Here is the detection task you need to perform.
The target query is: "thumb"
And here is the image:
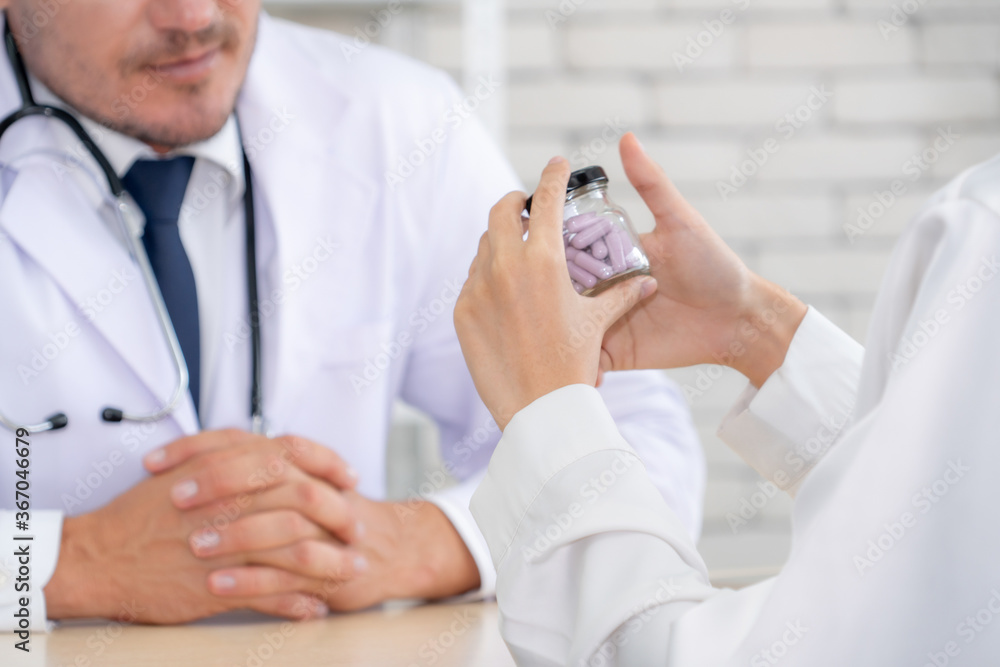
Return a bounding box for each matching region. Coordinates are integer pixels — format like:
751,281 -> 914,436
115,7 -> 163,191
589,275 -> 657,332
620,133 -> 695,229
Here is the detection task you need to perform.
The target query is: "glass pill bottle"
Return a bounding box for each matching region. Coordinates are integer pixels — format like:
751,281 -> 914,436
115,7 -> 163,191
528,166 -> 651,296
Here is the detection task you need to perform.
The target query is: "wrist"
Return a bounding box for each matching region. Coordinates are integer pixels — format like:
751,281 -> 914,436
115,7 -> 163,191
728,277 -> 807,388
389,500 -> 480,600
44,513 -> 115,619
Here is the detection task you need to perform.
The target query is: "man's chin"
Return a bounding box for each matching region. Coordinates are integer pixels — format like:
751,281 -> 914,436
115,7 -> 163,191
111,111 -> 234,150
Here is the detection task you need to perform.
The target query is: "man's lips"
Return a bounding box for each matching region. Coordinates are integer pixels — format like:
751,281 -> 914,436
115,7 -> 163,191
149,47 -> 221,82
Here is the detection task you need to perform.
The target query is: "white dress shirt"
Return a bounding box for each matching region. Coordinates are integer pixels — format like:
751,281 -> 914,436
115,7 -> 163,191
472,154 -> 1000,665
0,14 -> 705,632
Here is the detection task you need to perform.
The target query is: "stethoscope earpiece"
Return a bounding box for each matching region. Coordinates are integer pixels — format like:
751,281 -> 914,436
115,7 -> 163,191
47,413 -> 69,431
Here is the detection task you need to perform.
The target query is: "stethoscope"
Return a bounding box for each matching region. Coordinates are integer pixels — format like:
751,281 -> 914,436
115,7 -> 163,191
0,19 -> 266,436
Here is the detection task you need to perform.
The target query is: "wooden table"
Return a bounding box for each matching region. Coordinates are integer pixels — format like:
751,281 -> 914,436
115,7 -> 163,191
2,602 -> 516,667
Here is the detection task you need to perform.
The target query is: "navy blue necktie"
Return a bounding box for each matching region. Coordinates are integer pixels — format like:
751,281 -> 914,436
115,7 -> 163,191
122,156 -> 201,416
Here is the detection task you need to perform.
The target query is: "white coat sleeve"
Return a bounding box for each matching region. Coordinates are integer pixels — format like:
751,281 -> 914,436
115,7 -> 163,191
0,510 -> 61,632
396,75 -> 704,597
473,194 -> 1000,666
470,309 -> 864,666
717,307 -> 864,494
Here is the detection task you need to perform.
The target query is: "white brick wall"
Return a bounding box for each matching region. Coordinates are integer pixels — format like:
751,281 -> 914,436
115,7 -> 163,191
266,0 -> 1000,582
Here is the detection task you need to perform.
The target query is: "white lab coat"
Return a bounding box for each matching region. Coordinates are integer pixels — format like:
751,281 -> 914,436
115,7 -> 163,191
0,15 -> 704,631
471,155 -> 1000,665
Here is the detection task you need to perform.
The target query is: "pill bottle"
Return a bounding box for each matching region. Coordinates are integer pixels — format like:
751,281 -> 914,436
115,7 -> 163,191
527,166 -> 651,296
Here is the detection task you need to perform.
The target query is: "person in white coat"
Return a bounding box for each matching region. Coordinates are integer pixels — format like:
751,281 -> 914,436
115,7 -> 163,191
0,3 -> 704,633
456,136 -> 1000,666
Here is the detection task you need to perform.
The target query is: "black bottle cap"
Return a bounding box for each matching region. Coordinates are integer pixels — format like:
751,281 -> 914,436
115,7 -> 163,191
524,166 -> 609,214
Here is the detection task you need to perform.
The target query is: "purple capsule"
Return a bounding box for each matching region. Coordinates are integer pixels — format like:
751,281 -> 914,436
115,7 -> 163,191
570,217 -> 613,249
565,212 -> 603,234
590,239 -> 609,259
606,229 -> 628,273
567,261 -> 598,288
571,280 -> 586,294
565,246 -> 581,261
573,251 -> 614,280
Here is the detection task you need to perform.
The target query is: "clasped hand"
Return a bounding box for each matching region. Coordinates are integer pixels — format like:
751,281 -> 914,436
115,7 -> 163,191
46,430 -> 399,622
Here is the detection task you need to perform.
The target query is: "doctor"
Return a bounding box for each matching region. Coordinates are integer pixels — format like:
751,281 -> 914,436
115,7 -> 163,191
0,2 -> 705,630
457,138 -> 1000,665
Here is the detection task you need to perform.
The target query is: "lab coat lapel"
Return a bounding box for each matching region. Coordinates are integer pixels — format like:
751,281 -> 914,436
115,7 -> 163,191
0,27 -> 198,434
237,14 -> 378,429
0,164 -> 199,434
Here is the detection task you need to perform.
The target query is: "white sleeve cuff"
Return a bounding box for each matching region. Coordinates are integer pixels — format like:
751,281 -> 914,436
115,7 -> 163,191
471,385 -> 637,568
425,472 -> 497,600
1,510 -> 63,633
717,307 -> 863,492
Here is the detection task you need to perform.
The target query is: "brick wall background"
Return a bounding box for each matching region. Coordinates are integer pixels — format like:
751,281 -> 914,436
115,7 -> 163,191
265,0 -> 1000,584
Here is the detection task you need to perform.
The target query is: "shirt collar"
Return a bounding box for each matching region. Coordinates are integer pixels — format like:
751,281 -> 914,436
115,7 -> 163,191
30,75 -> 245,205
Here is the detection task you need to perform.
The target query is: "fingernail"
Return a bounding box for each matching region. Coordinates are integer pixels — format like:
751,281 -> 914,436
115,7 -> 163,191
354,555 -> 369,574
548,156 -> 566,165
639,277 -> 657,299
144,448 -> 166,468
191,529 -> 220,554
171,479 -> 198,504
355,520 -> 366,539
346,466 -> 359,481
212,573 -> 236,591
313,601 -> 330,617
